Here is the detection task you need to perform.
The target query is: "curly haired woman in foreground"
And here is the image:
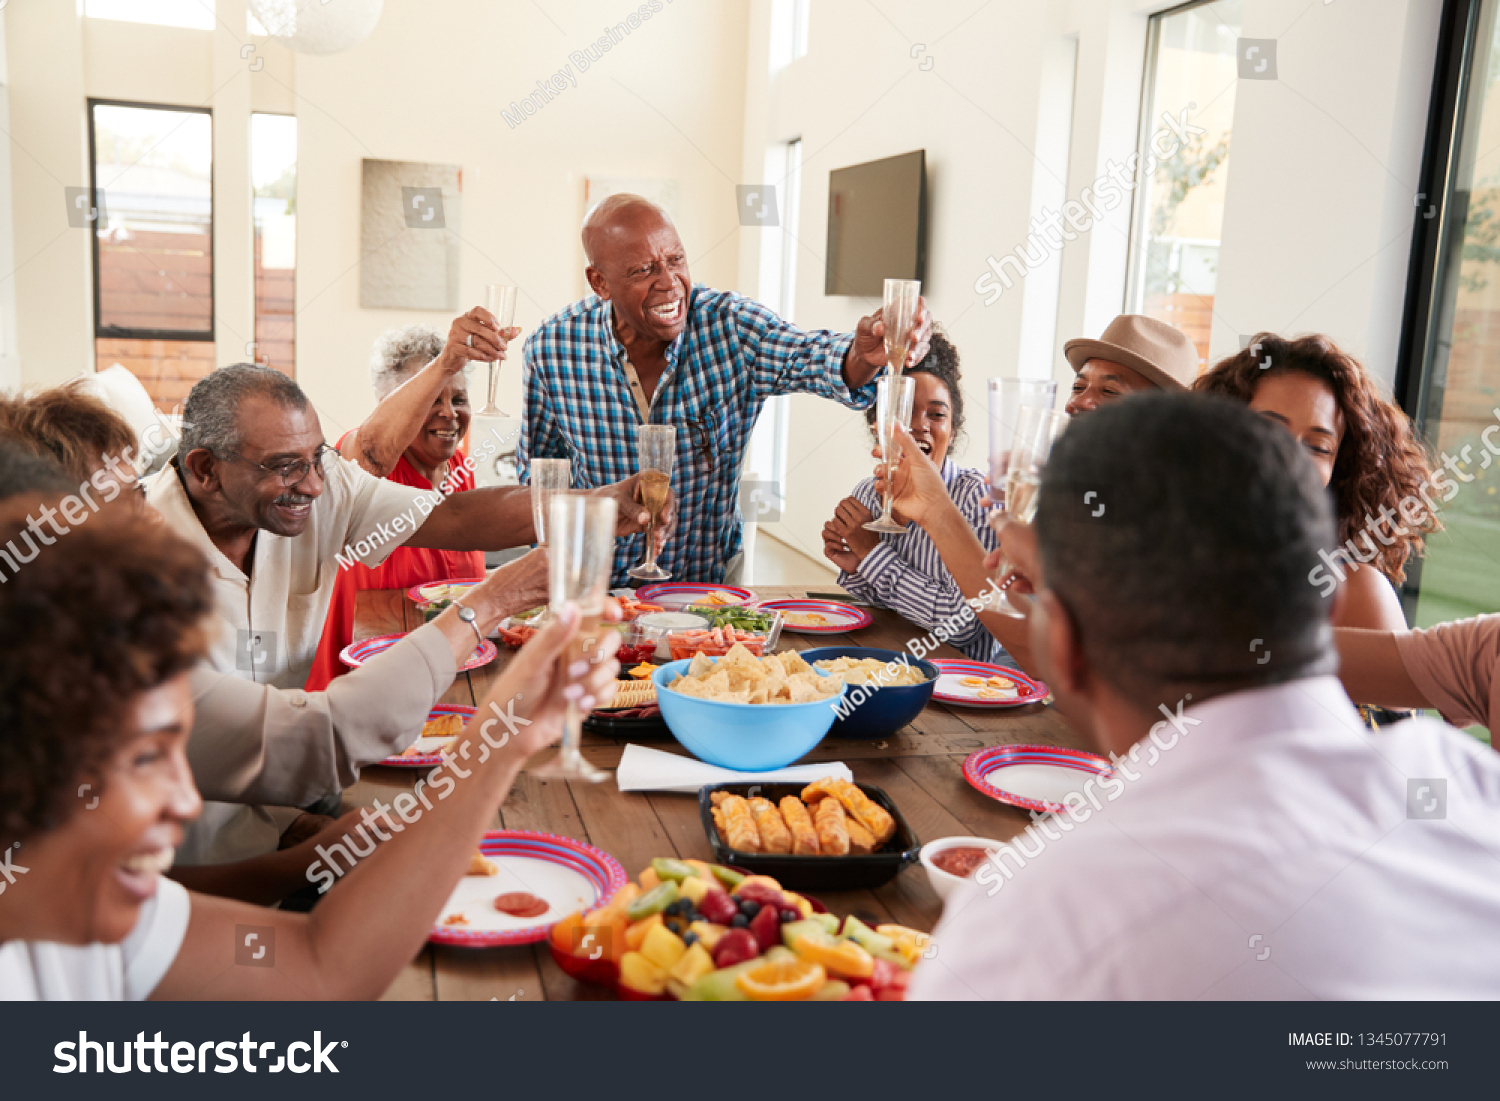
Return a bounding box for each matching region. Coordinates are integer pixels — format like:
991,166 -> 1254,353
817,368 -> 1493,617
0,503 -> 618,999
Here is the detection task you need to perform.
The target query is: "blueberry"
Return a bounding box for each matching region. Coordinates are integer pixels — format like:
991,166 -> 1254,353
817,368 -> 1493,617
739,899 -> 761,917
730,913 -> 750,928
683,932 -> 699,947
779,909 -> 799,923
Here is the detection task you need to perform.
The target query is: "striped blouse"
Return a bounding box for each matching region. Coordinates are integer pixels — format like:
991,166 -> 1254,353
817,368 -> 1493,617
836,458 -> 1015,666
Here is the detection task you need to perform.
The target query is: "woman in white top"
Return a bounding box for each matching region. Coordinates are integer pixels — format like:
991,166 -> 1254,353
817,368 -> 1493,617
0,502 -> 618,1000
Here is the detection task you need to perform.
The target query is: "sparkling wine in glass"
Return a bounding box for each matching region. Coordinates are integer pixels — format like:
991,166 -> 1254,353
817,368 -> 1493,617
479,284 -> 518,418
992,406 -> 1069,615
530,494 -> 616,784
627,424 -> 677,581
882,278 -> 921,378
864,375 -> 916,534
530,459 -> 570,546
987,378 -> 1058,512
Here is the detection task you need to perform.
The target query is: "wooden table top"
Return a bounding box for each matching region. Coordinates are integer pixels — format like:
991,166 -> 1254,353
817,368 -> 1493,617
345,584 -> 1085,1001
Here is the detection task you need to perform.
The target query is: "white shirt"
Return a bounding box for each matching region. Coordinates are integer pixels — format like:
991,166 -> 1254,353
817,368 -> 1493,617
911,677 -> 1500,1000
0,879 -> 190,1000
147,457 -> 435,864
147,458 -> 435,689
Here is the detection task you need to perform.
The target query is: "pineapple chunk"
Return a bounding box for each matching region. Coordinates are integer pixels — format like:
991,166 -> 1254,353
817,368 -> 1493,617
678,876 -> 713,907
640,923 -> 688,971
687,921 -> 728,951
619,951 -> 668,996
623,912 -> 664,951
877,924 -> 931,965
668,942 -> 716,986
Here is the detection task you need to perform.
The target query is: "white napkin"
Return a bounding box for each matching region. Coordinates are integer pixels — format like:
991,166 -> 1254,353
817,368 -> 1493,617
615,743 -> 853,794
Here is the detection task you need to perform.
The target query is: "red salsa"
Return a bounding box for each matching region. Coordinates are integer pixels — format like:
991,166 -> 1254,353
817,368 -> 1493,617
931,846 -> 993,879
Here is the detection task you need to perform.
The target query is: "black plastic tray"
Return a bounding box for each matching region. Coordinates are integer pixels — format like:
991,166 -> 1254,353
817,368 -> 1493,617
697,781 -> 921,890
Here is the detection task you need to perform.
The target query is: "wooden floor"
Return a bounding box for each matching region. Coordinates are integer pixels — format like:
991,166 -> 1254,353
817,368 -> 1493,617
346,584 -> 1084,1001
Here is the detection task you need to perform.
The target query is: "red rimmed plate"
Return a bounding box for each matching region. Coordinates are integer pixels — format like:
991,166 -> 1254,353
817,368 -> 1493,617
634,582 -> 757,608
963,744 -> 1113,814
755,598 -> 872,634
429,831 -> 628,948
340,631 -> 496,671
407,576 -> 485,605
378,703 -> 476,768
930,658 -> 1048,708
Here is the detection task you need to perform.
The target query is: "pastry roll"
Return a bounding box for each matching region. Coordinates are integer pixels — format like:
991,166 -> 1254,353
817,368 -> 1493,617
713,793 -> 761,852
812,797 -> 850,856
779,796 -> 821,855
748,797 -> 793,854
801,779 -> 896,845
845,817 -> 876,855
468,850 -> 499,876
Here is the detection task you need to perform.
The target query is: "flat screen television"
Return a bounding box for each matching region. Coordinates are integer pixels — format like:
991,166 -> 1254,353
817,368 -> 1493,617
824,150 -> 927,297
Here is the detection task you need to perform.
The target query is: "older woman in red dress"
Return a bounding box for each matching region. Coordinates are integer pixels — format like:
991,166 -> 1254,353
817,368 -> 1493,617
306,309 -> 523,690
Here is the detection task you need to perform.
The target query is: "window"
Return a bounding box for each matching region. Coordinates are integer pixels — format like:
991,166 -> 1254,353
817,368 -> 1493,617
769,0 -> 810,73
89,101 -> 214,408
1124,0 -> 1241,373
84,0 -> 216,31
1397,0 -> 1500,648
252,113 -> 297,374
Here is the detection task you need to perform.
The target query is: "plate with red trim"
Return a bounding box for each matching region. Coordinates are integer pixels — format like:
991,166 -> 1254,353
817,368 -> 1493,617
634,582 -> 757,608
755,598 -> 873,634
407,576 -> 486,605
340,631 -> 496,671
963,744 -> 1114,814
378,703 -> 475,768
930,659 -> 1048,708
429,831 -> 628,948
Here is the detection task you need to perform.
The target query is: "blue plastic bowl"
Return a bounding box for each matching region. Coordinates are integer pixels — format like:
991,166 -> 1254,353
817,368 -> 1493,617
651,657 -> 847,771
798,647 -> 939,740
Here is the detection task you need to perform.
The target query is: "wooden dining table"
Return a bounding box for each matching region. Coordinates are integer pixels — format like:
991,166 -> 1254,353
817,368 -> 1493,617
344,584 -> 1086,1000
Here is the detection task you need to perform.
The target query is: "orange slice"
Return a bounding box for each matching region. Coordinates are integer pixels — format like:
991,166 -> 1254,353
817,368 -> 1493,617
791,934 -> 874,979
735,958 -> 827,1001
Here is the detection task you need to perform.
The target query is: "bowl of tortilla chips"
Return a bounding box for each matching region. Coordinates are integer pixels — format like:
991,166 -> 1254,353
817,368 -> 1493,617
651,644 -> 848,771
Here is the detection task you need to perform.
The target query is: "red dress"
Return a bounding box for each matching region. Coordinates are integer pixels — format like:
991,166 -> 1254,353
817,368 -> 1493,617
304,443 -> 485,691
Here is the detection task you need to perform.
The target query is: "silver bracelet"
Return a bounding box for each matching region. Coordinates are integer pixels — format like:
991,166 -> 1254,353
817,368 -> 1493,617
455,604 -> 485,648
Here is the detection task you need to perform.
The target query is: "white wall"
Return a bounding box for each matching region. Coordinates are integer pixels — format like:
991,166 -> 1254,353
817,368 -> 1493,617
1212,0 -> 1443,388
739,0 -> 1445,562
291,0 -> 750,441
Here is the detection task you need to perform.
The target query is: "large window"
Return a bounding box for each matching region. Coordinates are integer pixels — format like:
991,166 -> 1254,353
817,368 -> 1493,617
90,100 -> 214,407
252,113 -> 297,374
1124,0 -> 1241,373
1399,0 -> 1500,643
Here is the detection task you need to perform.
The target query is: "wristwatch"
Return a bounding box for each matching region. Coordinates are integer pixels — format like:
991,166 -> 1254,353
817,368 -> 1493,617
456,604 -> 485,648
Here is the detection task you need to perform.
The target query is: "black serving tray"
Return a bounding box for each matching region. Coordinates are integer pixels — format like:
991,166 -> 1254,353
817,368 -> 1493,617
697,781 -> 921,890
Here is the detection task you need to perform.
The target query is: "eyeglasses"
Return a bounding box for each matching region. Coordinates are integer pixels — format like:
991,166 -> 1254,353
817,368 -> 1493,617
222,443 -> 336,488
684,417 -> 717,474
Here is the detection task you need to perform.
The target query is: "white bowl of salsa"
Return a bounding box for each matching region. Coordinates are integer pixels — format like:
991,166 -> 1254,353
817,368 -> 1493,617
919,836 -> 1004,902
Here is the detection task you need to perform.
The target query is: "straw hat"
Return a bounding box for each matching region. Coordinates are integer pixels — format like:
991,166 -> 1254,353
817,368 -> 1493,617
1062,314 -> 1199,391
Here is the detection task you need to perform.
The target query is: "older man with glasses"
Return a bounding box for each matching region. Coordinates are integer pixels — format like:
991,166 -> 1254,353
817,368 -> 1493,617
520,193 -> 932,585
149,363 -> 647,867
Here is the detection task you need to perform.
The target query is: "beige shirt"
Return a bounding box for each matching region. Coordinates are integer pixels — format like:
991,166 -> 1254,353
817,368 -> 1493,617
147,456 -> 437,688
1396,614 -> 1499,734
147,458 -> 441,865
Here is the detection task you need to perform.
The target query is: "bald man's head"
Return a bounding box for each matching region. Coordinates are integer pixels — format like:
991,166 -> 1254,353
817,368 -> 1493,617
582,194 -> 691,345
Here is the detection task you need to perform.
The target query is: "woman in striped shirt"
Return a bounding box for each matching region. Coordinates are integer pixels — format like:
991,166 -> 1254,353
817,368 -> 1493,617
821,333 -> 1015,666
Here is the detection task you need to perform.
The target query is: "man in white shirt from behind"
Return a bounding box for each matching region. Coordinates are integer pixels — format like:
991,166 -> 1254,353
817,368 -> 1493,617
913,394 -> 1500,1000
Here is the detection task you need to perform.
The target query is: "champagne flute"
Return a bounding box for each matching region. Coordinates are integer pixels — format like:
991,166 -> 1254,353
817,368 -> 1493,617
479,283 -> 518,418
527,458 -> 570,627
863,375 -> 916,534
530,494 -> 616,784
882,278 -> 921,377
992,406 -> 1069,614
987,379 -> 1058,512
626,424 -> 677,581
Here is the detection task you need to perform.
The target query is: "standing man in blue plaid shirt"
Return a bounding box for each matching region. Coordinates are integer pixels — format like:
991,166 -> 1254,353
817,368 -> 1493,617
520,194 -> 932,586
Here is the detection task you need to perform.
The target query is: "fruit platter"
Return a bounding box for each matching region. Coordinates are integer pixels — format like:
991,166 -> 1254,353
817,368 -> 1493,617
548,856 -> 928,1001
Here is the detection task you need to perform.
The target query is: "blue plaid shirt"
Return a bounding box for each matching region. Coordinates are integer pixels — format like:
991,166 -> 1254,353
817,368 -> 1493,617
519,285 -> 874,585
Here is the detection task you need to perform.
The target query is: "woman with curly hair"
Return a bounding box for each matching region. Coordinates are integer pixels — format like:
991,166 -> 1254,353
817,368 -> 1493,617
821,330 -> 1013,664
1194,333 -> 1442,633
0,502 -> 617,999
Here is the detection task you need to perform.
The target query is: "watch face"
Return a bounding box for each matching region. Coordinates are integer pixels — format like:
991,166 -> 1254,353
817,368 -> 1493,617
458,606 -> 475,622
